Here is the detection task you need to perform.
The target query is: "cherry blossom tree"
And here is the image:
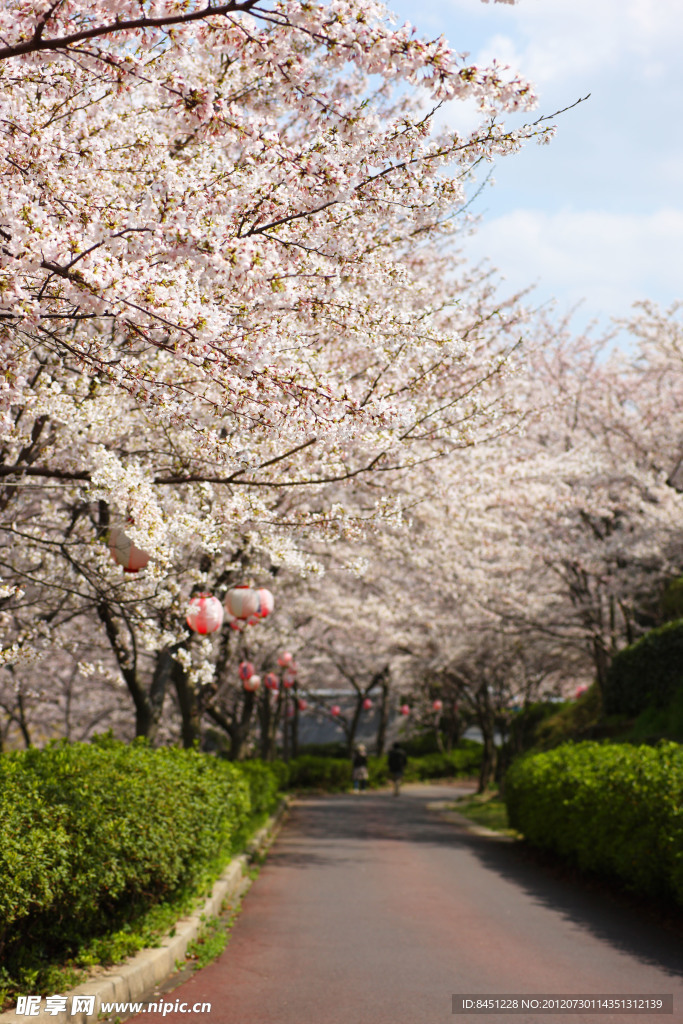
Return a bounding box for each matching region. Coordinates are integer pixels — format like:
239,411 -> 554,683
2,0 -> 587,749
424,315 -> 683,715
2,0 -> 548,464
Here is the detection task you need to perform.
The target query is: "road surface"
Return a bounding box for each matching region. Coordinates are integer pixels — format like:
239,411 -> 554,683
134,784 -> 683,1024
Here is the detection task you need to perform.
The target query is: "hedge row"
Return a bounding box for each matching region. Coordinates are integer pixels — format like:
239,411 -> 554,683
0,738 -> 283,982
0,735 -> 482,999
604,619 -> 683,715
283,742 -> 483,791
505,741 -> 683,904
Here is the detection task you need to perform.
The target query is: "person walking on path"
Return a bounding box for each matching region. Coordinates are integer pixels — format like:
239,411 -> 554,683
352,743 -> 369,792
387,740 -> 407,795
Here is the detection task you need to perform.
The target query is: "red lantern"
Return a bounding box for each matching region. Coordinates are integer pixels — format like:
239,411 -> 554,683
432,699 -> 443,713
298,699 -> 307,712
225,586 -> 259,620
238,661 -> 255,682
186,594 -> 224,634
282,670 -> 296,689
108,526 -> 150,573
362,698 -> 373,711
575,684 -> 589,699
277,651 -> 293,668
330,705 -> 341,717
255,588 -> 275,619
243,674 -> 261,693
400,704 -> 410,716
264,672 -> 279,690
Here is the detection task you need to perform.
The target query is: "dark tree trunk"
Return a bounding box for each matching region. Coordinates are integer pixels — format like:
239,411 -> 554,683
291,684 -> 300,759
478,731 -> 497,793
444,702 -> 464,752
268,688 -> 283,760
259,688 -> 281,761
434,713 -> 445,754
476,685 -> 497,793
232,689 -> 256,760
346,693 -> 364,756
375,677 -> 390,756
173,659 -> 201,749
16,690 -> 32,748
258,689 -> 271,760
205,689 -> 256,760
146,646 -> 174,743
282,689 -> 290,761
592,633 -> 609,700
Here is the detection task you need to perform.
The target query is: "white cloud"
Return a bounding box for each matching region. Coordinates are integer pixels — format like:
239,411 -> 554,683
385,0 -> 683,326
462,207 -> 683,324
470,0 -> 683,88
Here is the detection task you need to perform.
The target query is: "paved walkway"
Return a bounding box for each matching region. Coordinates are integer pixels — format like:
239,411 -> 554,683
133,784 -> 683,1024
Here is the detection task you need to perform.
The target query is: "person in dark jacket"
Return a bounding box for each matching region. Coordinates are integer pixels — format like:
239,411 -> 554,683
352,743 -> 369,792
387,741 -> 407,796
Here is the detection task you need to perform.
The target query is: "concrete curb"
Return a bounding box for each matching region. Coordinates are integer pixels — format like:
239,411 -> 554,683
1,799 -> 289,1024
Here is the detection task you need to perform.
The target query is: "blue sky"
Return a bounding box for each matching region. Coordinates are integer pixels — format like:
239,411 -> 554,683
384,0 -> 683,336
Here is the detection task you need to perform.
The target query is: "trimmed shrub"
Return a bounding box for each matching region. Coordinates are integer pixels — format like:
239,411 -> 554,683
662,577 -> 683,622
508,700 -> 571,752
285,755 -> 352,790
505,741 -> 683,904
533,686 -> 605,749
283,742 -> 482,791
0,738 -> 282,991
402,733 -> 441,756
403,744 -> 483,781
627,687 -> 683,744
604,620 -> 683,715
297,741 -> 348,758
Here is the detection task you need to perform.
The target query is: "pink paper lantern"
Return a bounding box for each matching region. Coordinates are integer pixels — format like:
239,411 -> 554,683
243,674 -> 261,693
362,698 -> 373,711
264,672 -> 279,690
255,588 -> 275,619
186,594 -> 224,634
400,704 -> 410,716
108,526 -> 150,573
282,670 -> 296,689
277,651 -> 293,668
432,699 -> 443,713
298,699 -> 307,712
225,586 -> 259,620
330,705 -> 341,717
238,661 -> 255,682
575,684 -> 589,699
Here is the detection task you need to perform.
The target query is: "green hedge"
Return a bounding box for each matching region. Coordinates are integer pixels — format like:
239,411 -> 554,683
403,743 -> 483,781
505,741 -> 683,904
282,743 -> 482,791
604,620 -> 683,715
0,738 -> 282,997
662,577 -> 683,622
285,754 -> 352,790
0,735 -> 482,1002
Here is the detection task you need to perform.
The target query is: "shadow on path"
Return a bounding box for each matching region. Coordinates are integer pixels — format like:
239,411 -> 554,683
280,786 -> 683,979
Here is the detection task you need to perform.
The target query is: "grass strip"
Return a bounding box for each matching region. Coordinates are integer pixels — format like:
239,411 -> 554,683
450,792 -> 520,838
